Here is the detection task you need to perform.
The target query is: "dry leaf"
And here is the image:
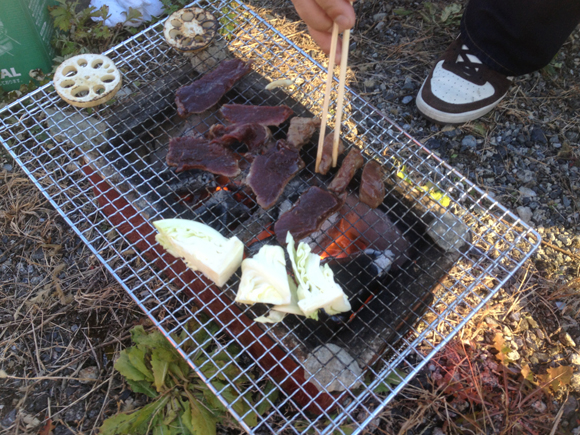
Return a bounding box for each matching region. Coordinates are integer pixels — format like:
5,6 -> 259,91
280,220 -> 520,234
493,333 -> 514,365
537,365 -> 573,392
38,418 -> 55,435
520,364 -> 535,383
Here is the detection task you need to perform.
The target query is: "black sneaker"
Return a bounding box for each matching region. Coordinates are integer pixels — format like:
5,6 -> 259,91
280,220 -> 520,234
416,37 -> 512,124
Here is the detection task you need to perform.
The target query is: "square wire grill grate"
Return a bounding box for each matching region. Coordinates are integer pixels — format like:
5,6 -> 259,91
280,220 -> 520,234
0,1 -> 540,433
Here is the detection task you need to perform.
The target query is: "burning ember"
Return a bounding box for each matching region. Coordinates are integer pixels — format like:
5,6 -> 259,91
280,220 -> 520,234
320,218 -> 369,259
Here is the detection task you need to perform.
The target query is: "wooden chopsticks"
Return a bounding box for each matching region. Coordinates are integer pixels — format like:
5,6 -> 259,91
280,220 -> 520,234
315,23 -> 339,173
315,14 -> 353,173
332,23 -> 352,168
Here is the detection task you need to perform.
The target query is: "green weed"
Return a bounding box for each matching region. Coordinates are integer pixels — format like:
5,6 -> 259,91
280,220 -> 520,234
420,2 -> 462,27
99,319 -> 278,434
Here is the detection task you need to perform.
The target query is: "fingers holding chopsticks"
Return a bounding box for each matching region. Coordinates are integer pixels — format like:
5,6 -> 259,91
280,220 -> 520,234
291,0 -> 356,60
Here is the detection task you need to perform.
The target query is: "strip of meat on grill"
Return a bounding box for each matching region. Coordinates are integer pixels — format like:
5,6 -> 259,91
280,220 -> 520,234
207,123 -> 272,154
359,160 -> 385,209
166,136 -> 241,177
286,117 -> 321,150
328,148 -> 365,194
274,186 -> 346,243
245,139 -> 305,209
317,132 -> 345,175
220,104 -> 294,126
175,59 -> 252,117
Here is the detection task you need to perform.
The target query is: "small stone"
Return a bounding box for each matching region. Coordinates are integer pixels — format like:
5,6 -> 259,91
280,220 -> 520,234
426,213 -> 471,252
560,332 -> 576,348
534,352 -> 549,362
433,428 -> 445,435
443,127 -> 459,137
569,353 -> 580,365
570,373 -> 580,393
530,128 -> 547,144
1,408 -> 17,429
79,366 -> 99,384
485,316 -> 499,326
31,249 -> 44,261
506,349 -> 520,361
532,401 -> 547,413
401,95 -> 413,104
461,135 -> 477,148
519,187 -> 537,197
562,396 -> 578,419
516,206 -> 533,223
553,142 -> 562,149
402,77 -> 415,91
363,79 -> 376,88
2,164 -> 13,172
64,403 -> 85,423
563,196 -> 571,208
373,12 -> 387,21
20,412 -> 41,430
517,170 -> 534,183
304,344 -> 362,392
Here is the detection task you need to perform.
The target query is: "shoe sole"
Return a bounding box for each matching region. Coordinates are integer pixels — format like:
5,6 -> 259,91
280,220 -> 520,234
415,83 -> 506,125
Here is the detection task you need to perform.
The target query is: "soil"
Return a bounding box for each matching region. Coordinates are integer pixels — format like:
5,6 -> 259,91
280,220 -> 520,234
1,1 -> 580,434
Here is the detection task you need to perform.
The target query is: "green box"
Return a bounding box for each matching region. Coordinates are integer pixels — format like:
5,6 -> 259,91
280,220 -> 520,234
0,0 -> 58,91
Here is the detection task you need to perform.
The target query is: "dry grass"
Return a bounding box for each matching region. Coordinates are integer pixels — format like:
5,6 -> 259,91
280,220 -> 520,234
0,170 -> 147,434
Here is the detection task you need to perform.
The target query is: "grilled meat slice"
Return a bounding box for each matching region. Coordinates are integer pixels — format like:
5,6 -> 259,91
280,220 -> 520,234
175,59 -> 252,117
359,160 -> 385,209
246,139 -> 305,209
166,136 -> 240,177
274,186 -> 346,243
328,148 -> 364,193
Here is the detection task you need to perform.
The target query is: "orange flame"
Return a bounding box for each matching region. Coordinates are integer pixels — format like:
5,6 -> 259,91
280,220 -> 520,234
320,220 -> 367,259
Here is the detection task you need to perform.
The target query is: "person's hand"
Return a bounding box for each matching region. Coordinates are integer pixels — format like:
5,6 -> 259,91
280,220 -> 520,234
290,0 -> 356,62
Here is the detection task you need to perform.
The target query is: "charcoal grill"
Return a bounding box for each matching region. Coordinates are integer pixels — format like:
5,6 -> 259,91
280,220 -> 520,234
0,1 -> 540,433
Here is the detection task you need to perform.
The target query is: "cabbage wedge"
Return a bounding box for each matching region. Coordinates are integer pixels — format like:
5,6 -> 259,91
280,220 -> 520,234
153,219 -> 244,287
236,245 -> 291,305
286,233 -> 351,320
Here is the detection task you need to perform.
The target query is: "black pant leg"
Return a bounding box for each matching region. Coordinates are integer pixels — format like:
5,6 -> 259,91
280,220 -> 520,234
461,0 -> 580,76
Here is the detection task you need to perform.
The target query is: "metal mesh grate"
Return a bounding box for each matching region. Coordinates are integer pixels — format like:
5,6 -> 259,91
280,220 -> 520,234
0,2 -> 540,433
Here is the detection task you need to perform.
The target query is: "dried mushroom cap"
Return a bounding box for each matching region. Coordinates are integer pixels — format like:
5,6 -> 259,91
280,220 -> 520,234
163,7 -> 218,52
53,54 -> 122,108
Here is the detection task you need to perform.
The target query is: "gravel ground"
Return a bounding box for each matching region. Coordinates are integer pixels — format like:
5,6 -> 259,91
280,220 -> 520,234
1,0 -> 580,434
